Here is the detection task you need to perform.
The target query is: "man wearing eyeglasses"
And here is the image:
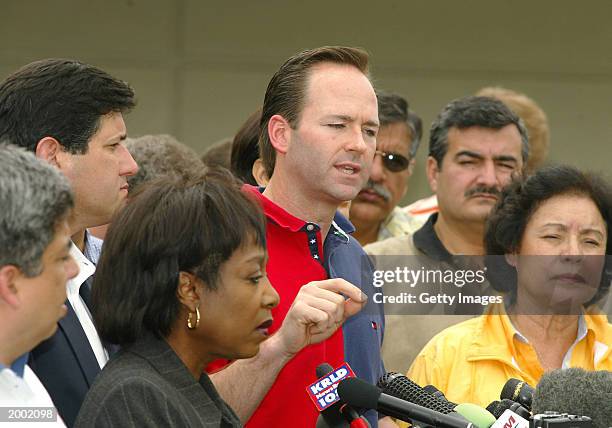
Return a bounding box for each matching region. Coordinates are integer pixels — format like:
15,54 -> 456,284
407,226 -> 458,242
350,91 -> 423,246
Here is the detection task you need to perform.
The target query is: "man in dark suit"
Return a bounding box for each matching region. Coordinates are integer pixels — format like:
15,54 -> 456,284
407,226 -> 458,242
0,59 -> 138,426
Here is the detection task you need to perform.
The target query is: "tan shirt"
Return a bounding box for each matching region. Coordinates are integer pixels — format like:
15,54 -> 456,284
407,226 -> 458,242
365,218 -> 474,375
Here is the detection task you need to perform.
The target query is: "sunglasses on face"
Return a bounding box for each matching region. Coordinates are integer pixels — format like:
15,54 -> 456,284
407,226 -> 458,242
375,150 -> 412,172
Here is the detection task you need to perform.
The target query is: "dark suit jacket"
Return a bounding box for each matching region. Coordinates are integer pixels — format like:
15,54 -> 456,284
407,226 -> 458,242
74,333 -> 242,427
29,299 -> 101,427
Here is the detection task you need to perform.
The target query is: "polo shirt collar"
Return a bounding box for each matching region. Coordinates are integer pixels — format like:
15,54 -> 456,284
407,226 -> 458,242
413,213 -> 452,261
330,211 -> 353,245
245,185 -> 355,242
329,222 -> 350,244
333,211 -> 355,234
244,185 -> 307,232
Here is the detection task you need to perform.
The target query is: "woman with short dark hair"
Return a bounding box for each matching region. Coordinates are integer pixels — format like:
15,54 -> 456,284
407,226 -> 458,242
75,170 -> 279,427
407,165 -> 612,409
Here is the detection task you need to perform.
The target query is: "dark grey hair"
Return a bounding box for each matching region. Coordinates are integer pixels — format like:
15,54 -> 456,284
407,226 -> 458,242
0,144 -> 73,276
125,134 -> 204,194
429,96 -> 529,169
376,90 -> 423,157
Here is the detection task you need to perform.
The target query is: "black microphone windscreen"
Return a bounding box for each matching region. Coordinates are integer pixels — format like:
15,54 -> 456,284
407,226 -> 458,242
500,378 -> 534,410
317,363 -> 335,378
532,368 -> 612,428
337,377 -> 381,410
422,384 -> 457,406
486,399 -> 530,420
485,400 -> 502,418
378,372 -> 455,414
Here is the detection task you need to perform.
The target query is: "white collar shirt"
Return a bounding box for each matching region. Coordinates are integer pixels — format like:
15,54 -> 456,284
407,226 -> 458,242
65,241 -> 108,369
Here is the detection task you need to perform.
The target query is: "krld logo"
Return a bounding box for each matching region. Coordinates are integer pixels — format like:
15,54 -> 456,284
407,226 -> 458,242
306,363 -> 355,411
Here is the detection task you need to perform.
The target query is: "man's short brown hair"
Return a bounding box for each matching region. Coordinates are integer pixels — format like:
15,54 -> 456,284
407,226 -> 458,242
259,46 -> 370,177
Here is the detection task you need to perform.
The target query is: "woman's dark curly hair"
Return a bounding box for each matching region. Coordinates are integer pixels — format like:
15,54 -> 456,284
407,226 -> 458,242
484,165 -> 612,307
92,168 -> 267,346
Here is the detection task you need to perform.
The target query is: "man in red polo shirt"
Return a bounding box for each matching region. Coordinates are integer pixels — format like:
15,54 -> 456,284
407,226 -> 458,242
230,47 -> 391,427
212,46 -> 392,427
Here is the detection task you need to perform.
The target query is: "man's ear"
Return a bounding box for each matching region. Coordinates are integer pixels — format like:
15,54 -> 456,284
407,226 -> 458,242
267,114 -> 291,155
0,265 -> 22,309
426,156 -> 440,194
252,158 -> 270,186
176,271 -> 202,312
35,137 -> 63,167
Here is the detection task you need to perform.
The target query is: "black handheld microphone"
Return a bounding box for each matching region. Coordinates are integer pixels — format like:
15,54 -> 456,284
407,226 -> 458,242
338,377 -> 475,428
485,399 -> 531,420
314,363 -> 371,428
378,372 -> 456,414
500,378 -> 534,411
378,372 -> 496,427
423,384 -> 457,407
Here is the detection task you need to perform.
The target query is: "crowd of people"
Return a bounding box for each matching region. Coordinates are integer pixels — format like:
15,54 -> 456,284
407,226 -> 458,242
0,46 -> 610,428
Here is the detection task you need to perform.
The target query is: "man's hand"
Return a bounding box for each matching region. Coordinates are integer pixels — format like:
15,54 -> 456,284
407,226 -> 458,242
274,278 -> 367,358
211,278 -> 367,422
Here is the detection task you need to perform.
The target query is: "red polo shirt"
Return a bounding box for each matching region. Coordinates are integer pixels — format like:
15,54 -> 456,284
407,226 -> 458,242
244,185 -> 345,427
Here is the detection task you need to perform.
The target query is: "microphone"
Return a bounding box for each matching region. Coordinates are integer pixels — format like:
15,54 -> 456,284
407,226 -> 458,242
317,363 -> 334,378
485,400 -> 530,428
378,372 -> 455,413
531,368 -> 611,428
486,399 -> 531,420
499,378 -> 534,411
489,408 -> 530,428
312,363 -> 371,428
337,377 -> 477,428
378,372 -> 496,428
423,384 -> 457,407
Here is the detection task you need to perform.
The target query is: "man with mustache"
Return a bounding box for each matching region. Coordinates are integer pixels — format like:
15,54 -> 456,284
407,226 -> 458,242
350,91 -> 423,246
403,86 -> 551,225
365,96 -> 529,374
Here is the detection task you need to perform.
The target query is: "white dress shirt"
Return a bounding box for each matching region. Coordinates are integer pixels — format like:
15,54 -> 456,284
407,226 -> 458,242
0,365 -> 66,426
66,242 -> 109,369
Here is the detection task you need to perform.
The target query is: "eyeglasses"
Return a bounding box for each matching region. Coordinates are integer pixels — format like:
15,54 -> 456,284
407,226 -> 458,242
375,150 -> 412,172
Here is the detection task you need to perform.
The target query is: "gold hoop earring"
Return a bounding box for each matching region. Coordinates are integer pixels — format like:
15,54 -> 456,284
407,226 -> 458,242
187,307 -> 200,330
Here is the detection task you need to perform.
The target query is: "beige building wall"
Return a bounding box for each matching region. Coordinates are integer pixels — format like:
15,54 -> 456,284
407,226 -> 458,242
2,0 -> 611,202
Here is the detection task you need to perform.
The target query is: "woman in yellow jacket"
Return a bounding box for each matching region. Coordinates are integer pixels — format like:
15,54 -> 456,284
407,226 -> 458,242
408,165 -> 612,408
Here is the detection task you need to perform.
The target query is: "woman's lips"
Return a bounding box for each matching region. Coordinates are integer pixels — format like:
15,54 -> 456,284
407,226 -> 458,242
551,273 -> 586,283
256,319 -> 273,336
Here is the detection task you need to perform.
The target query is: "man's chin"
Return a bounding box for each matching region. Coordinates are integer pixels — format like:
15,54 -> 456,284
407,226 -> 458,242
110,197 -> 129,216
349,200 -> 388,222
460,206 -> 492,223
327,184 -> 361,203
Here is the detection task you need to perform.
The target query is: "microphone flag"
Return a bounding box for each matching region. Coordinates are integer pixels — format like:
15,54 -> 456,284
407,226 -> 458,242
307,362 -> 356,412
